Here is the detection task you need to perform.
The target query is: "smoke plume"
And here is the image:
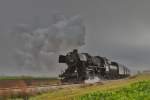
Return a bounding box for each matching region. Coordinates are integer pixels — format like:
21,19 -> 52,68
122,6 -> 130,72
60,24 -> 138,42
11,14 -> 86,75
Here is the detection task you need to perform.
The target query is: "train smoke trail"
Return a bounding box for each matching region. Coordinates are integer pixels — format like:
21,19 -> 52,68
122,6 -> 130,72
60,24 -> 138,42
11,13 -> 86,74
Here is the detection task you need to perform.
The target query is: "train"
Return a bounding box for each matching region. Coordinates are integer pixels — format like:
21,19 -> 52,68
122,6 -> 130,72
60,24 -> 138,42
59,49 -> 130,83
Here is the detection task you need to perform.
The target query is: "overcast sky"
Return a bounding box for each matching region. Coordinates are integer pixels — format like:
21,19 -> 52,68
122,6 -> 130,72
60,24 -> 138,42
0,0 -> 150,76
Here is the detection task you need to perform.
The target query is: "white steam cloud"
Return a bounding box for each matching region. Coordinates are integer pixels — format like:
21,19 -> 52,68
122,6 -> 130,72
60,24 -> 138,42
11,14 -> 86,74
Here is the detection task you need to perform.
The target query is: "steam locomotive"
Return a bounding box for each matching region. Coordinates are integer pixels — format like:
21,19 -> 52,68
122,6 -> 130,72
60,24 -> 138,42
59,49 -> 130,83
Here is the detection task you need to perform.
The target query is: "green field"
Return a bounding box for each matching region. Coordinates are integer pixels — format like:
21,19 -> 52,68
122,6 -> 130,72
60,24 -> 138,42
30,73 -> 150,100
73,80 -> 150,100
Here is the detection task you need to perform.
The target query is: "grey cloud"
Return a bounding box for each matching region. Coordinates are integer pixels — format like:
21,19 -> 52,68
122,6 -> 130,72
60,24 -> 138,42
0,0 -> 150,76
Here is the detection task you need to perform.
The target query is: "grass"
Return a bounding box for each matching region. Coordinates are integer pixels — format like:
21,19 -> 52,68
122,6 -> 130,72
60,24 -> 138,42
73,80 -> 150,100
30,73 -> 150,100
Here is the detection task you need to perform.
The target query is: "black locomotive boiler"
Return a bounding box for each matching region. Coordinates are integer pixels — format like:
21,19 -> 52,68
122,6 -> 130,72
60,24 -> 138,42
59,49 -> 130,83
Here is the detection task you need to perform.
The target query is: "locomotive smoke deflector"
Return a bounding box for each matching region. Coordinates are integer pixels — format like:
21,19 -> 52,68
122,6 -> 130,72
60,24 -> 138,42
59,55 -> 67,63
